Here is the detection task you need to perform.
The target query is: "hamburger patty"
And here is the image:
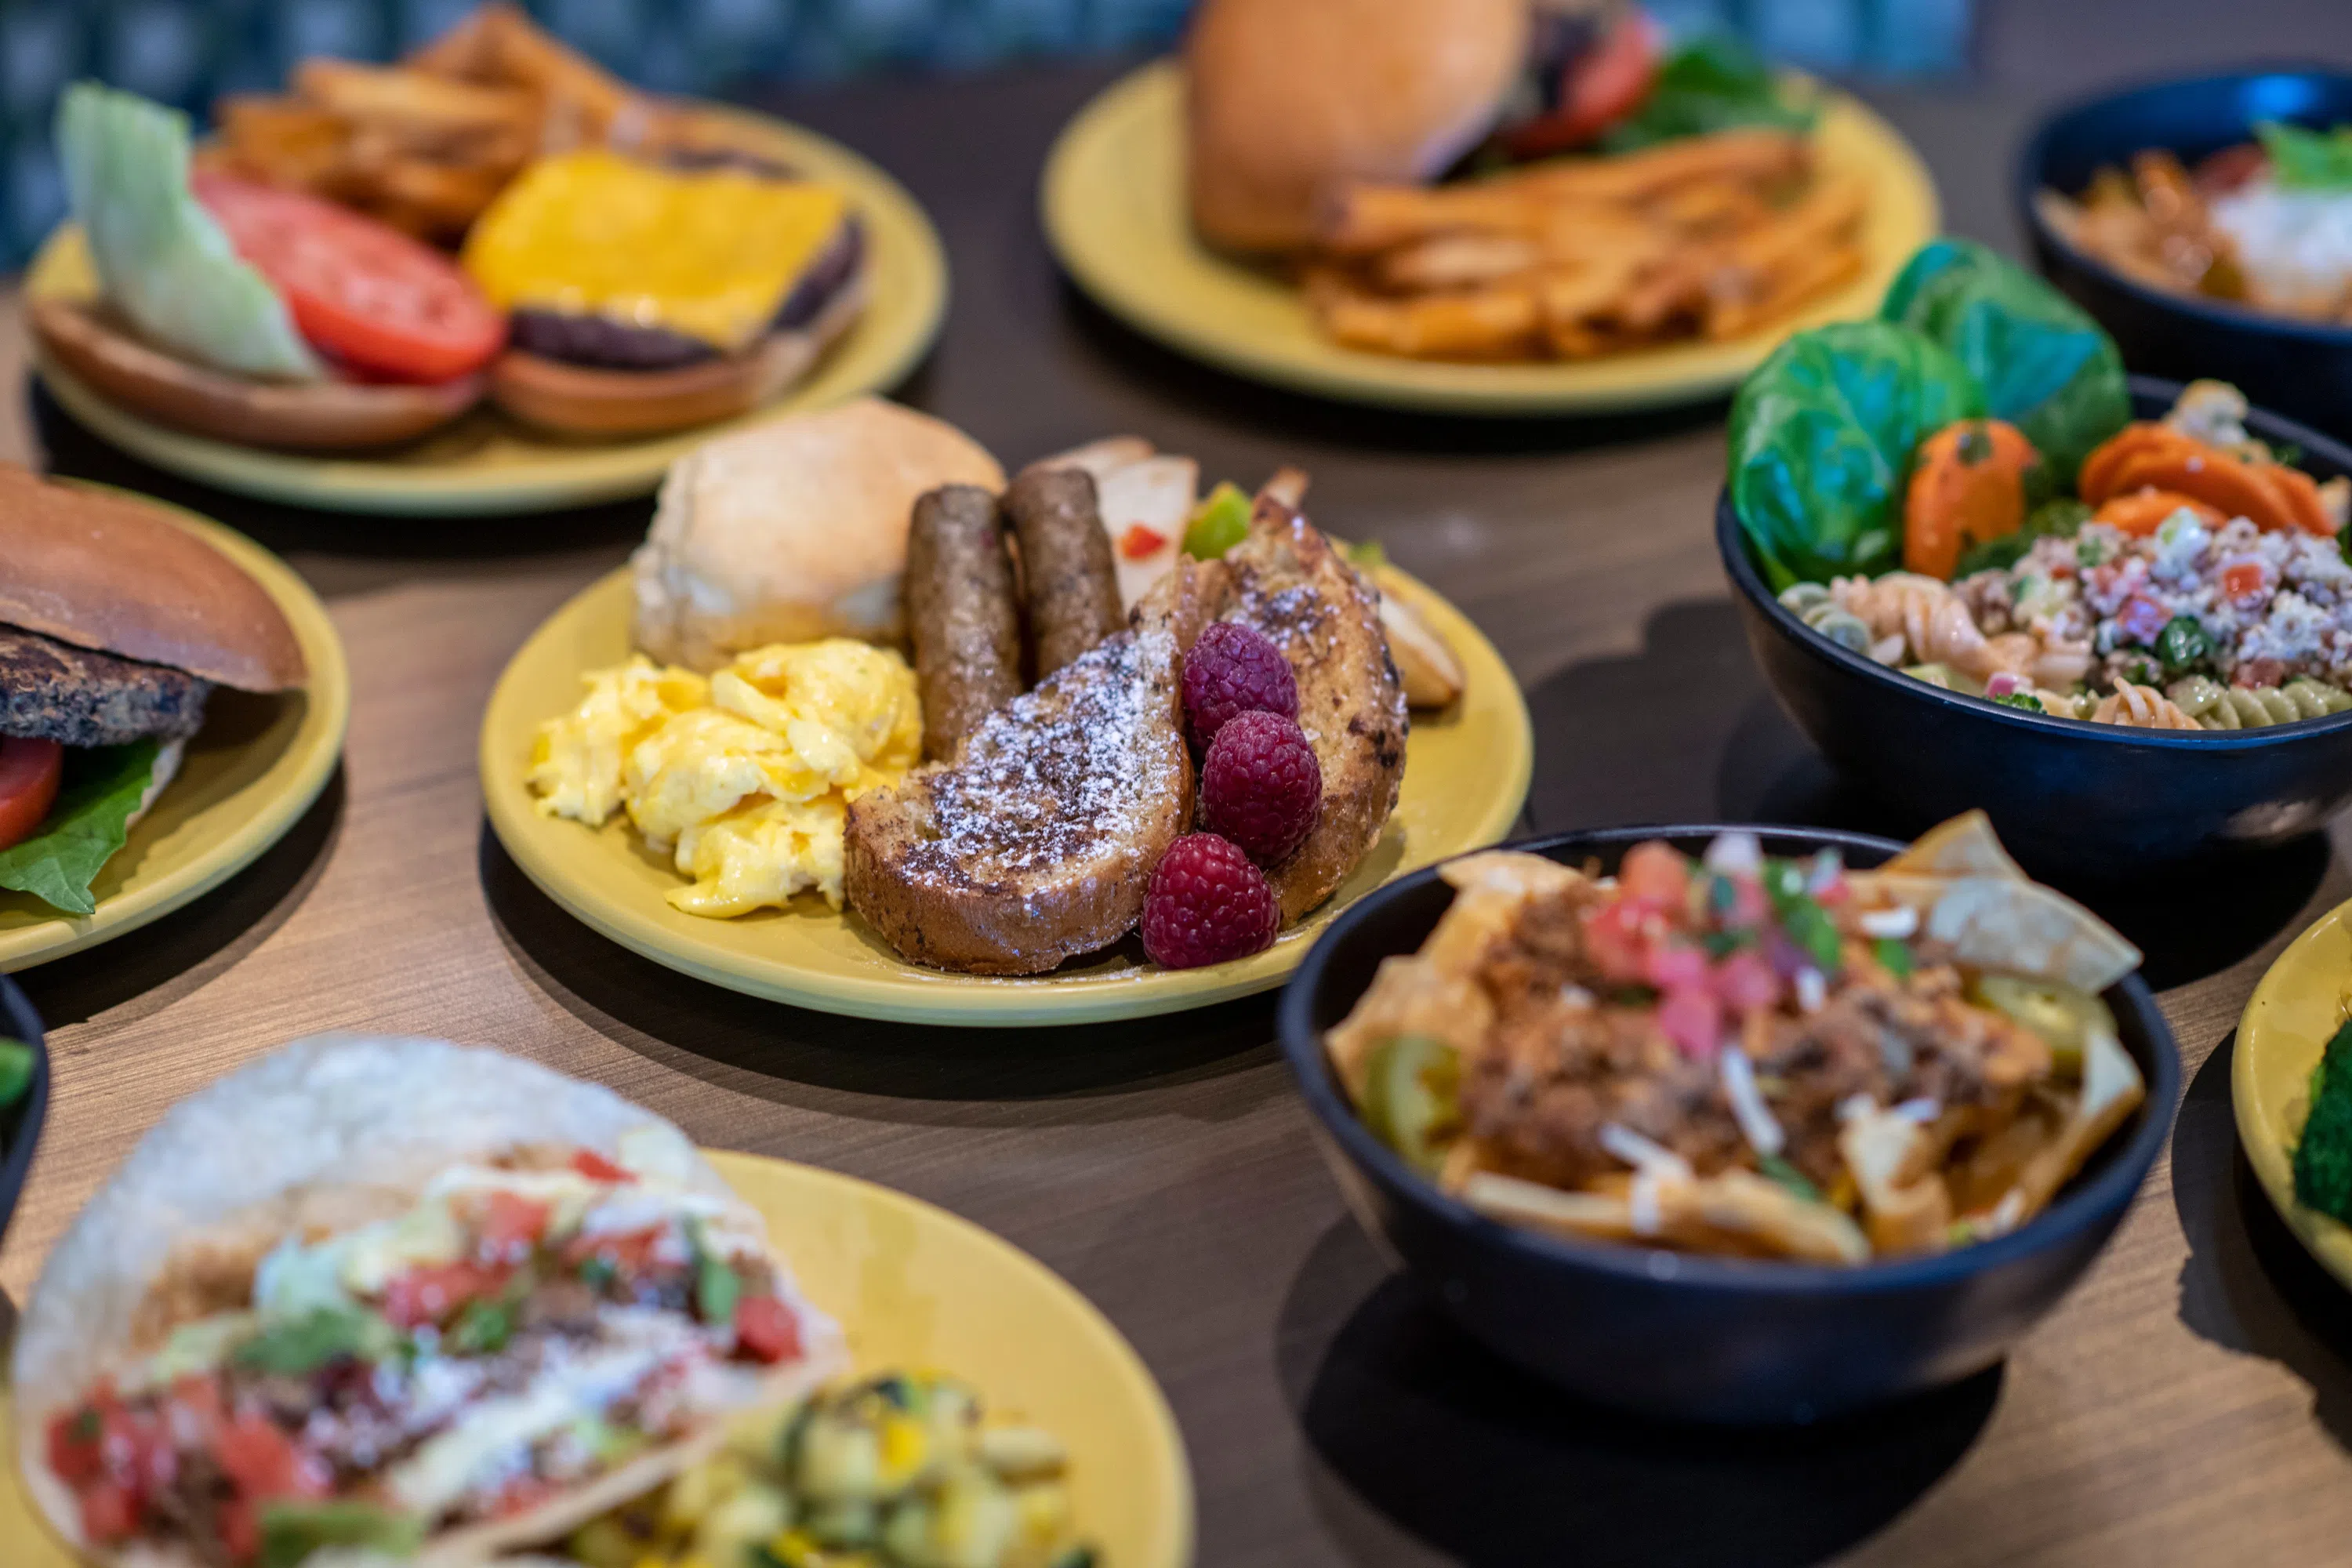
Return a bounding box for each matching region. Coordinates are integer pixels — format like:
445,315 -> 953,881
0,625 -> 210,747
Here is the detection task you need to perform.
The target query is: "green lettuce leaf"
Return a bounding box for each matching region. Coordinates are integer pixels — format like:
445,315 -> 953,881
0,741 -> 159,916
1729,320 -> 1984,590
56,82 -> 321,380
1879,238 -> 2130,484
1600,38 -> 1817,154
2258,121 -> 2352,192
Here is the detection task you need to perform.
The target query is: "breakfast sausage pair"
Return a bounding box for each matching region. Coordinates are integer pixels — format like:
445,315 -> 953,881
907,468 -> 1124,760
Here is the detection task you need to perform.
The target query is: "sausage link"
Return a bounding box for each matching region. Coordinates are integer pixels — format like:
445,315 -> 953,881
906,484 -> 1022,761
1005,466 -> 1123,680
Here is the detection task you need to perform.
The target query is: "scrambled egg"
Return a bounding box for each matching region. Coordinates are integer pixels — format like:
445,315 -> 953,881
529,641 -> 920,916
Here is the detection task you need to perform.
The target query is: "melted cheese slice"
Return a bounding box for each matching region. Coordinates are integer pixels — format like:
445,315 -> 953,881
463,151 -> 850,353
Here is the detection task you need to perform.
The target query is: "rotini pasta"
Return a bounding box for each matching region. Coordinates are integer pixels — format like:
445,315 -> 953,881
1822,574 -> 2091,688
1777,583 -> 1872,654
2092,681 -> 2204,730
2165,675 -> 2352,730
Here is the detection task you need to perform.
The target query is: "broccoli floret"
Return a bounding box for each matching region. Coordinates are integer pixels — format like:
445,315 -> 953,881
2292,1019 -> 2352,1221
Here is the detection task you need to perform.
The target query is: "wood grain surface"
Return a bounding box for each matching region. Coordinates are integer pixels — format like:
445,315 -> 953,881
9,40 -> 2352,1568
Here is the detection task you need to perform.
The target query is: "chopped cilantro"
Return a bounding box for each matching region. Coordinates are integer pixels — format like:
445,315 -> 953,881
2076,536 -> 2111,568
1874,938 -> 1915,978
578,1254 -> 618,1292
232,1307 -> 399,1376
446,1298 -> 515,1356
1758,1154 -> 1821,1202
1775,893 -> 1842,974
1701,927 -> 1755,959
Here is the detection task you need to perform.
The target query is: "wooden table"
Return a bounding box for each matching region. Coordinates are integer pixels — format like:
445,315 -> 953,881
10,42 -> 2352,1568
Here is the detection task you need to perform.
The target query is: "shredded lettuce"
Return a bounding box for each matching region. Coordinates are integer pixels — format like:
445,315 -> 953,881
0,740 -> 160,916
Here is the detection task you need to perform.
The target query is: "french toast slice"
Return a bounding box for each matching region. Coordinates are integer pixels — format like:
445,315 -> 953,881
845,557 -> 1228,975
1222,493 -> 1409,922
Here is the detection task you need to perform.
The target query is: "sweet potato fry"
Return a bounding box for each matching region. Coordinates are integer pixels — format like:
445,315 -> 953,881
1319,183 -> 1559,255
1704,240 -> 1863,339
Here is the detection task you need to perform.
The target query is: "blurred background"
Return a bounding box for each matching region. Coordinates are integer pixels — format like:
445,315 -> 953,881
0,0 -> 2342,267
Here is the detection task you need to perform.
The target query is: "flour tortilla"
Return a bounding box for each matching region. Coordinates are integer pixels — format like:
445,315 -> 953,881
13,1034 -> 845,1568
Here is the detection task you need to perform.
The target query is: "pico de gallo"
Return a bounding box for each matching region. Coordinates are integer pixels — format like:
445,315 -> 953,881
42,1130 -> 825,1568
1327,818 -> 2148,1262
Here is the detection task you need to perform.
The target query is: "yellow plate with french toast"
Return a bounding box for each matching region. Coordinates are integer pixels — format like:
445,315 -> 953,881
1042,59 -> 1940,415
0,1149 -> 1195,1568
24,103 -> 946,517
481,564 -> 1530,1025
0,488 -> 347,972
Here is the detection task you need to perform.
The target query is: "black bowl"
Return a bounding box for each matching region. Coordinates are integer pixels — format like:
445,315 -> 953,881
2019,67 -> 2352,437
0,975 -> 50,1256
1720,377 -> 2352,877
1277,826 -> 2180,1425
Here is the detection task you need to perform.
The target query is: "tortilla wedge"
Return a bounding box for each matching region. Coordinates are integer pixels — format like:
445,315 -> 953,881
1849,871 -> 2141,995
13,1035 -> 847,1568
1462,1167 -> 1869,1265
1882,809 -> 2027,881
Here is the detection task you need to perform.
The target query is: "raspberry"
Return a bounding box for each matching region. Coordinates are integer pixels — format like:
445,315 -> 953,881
1200,710 -> 1321,865
1182,622 -> 1297,749
1142,833 -> 1280,969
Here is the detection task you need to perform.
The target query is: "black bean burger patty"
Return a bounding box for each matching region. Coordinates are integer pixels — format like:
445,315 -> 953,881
0,626 -> 210,747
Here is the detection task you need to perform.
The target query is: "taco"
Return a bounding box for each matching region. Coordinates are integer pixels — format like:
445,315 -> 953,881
13,1035 -> 845,1568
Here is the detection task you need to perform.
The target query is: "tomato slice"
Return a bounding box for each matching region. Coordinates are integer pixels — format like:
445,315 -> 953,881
193,173 -> 505,383
1502,11 -> 1664,158
0,738 -> 64,853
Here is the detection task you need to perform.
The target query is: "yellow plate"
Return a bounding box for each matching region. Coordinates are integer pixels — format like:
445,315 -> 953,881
481,565 -> 1532,1025
23,105 -> 948,517
1042,60 -> 1941,415
0,488 -> 348,971
0,1149 -> 1195,1568
2235,896 -> 2352,1289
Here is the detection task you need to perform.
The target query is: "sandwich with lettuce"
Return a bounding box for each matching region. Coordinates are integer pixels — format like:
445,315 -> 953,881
0,466 -> 308,917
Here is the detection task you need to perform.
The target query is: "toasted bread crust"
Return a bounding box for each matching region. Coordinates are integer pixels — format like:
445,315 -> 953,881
846,623 -> 1194,975
1223,497 -> 1408,921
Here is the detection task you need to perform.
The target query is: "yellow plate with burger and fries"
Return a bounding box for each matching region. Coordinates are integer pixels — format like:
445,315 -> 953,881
23,6 -> 946,517
1043,56 -> 1939,415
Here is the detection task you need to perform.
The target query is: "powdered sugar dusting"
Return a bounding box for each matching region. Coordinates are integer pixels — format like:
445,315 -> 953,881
909,627 -> 1183,884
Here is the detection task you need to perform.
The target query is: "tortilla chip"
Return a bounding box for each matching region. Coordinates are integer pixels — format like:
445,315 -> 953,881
1838,1105 -> 1955,1254
1849,871 -> 2140,993
1883,810 -> 2027,880
2002,1026 -> 2147,1220
1461,1168 -> 1870,1265
1324,953 -> 1492,1103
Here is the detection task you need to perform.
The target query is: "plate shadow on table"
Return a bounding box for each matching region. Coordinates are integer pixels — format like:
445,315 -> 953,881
1271,1218 -> 1999,1568
2173,1032 -> 2352,1450
1523,596 -> 2335,990
8,765 -> 343,1029
28,387 -> 659,562
1054,283 -> 1730,458
479,824 -> 1284,1119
